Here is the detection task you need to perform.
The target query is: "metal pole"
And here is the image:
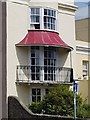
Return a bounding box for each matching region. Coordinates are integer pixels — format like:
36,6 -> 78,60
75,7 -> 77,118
74,81 -> 76,120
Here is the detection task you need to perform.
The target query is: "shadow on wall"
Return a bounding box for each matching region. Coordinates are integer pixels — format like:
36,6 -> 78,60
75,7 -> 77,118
57,47 -> 70,67
16,84 -> 30,105
16,46 -> 29,65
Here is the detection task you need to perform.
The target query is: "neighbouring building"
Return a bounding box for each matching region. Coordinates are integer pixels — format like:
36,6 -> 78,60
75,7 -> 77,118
75,17 -> 90,104
0,0 -> 77,119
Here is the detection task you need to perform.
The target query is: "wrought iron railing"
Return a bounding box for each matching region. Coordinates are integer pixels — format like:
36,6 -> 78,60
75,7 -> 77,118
16,65 -> 73,83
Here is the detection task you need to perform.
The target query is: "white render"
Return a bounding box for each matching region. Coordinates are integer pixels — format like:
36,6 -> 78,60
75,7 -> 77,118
7,0 -> 77,104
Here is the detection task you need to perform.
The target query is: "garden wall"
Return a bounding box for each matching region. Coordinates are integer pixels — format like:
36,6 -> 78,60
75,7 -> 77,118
8,96 -> 90,120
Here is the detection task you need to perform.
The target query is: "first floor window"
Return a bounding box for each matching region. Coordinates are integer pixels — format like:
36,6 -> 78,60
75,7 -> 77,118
29,7 -> 57,30
82,61 -> 89,78
32,88 -> 41,102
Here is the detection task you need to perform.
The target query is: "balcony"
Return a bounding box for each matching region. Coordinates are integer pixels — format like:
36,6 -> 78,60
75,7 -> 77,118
16,65 -> 73,84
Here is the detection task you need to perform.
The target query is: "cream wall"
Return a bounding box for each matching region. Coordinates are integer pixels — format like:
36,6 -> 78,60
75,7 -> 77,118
76,54 -> 90,79
76,41 -> 90,79
7,0 -> 76,104
78,80 -> 88,104
58,7 -> 76,78
7,1 -> 28,97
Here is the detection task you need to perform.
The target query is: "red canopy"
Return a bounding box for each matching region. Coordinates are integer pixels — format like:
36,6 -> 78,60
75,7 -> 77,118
16,30 -> 73,51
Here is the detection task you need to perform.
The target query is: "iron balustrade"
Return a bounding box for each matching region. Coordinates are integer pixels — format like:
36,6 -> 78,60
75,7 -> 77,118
16,65 -> 73,83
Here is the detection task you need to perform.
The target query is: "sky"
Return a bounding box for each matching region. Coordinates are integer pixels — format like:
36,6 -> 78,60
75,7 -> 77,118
74,0 -> 90,20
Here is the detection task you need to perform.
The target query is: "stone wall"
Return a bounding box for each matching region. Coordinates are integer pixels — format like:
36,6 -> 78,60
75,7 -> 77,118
8,96 -> 90,120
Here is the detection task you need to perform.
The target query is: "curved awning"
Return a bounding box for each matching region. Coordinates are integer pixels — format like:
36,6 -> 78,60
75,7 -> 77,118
16,30 -> 73,51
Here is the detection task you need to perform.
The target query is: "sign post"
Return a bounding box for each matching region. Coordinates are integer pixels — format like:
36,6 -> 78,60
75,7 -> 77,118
73,81 -> 78,120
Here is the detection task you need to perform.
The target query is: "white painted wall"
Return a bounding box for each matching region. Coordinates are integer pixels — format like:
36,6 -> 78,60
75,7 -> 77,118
7,0 -> 76,104
58,7 -> 76,79
7,1 -> 28,97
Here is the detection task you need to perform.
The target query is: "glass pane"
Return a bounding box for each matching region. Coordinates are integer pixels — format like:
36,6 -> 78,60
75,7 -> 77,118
48,10 -> 50,16
31,66 -> 35,72
51,74 -> 53,80
36,58 -> 39,65
36,66 -> 40,72
37,89 -> 41,95
31,51 -> 35,57
48,74 -> 51,80
48,23 -> 50,29
36,16 -> 40,22
32,89 -> 36,95
54,11 -> 56,17
31,74 -> 35,80
48,51 -> 51,58
48,17 -> 51,23
44,51 -> 47,58
32,96 -> 36,102
44,66 -> 47,73
48,59 -> 50,65
36,74 -> 40,80
44,74 -> 47,80
44,59 -> 47,65
44,9 -> 47,15
45,89 -> 49,94
36,50 -> 39,58
37,96 -> 41,102
36,8 -> 40,14
31,58 -> 35,65
31,8 -> 35,14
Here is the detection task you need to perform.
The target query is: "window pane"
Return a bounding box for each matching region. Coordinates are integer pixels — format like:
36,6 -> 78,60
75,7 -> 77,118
36,58 -> 39,65
31,74 -> 35,80
37,96 -> 41,102
44,66 -> 47,73
31,58 -> 35,65
44,59 -> 47,65
44,9 -> 47,15
36,16 -> 40,22
36,8 -> 40,14
36,74 -> 40,80
36,66 -> 40,72
44,51 -> 47,57
45,89 -> 49,94
37,89 -> 41,95
48,10 -> 50,16
31,8 -> 35,14
54,11 -> 56,17
31,51 -> 35,57
32,89 -> 36,95
32,96 -> 36,102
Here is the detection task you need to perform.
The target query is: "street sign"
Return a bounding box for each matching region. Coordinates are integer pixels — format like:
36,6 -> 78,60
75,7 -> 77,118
73,82 -> 78,93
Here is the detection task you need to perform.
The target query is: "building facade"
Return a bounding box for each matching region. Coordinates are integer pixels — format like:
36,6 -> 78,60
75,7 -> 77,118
0,0 -> 77,119
75,18 -> 90,104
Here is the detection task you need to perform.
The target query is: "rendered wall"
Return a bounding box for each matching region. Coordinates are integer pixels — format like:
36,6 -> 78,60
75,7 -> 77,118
58,7 -> 76,78
78,78 -> 90,104
75,18 -> 90,43
7,0 -> 76,105
7,1 -> 28,97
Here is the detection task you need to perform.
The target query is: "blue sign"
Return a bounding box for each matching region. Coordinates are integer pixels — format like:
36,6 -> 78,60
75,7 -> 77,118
73,83 -> 78,93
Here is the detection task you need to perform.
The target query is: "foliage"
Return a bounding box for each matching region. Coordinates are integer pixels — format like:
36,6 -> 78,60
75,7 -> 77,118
28,85 -> 90,118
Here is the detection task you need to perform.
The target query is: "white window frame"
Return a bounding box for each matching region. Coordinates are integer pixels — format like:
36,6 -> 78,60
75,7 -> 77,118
82,61 -> 89,79
32,88 -> 41,102
29,7 -> 57,31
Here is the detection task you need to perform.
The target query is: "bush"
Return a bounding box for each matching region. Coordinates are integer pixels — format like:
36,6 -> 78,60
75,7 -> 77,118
28,85 -> 90,118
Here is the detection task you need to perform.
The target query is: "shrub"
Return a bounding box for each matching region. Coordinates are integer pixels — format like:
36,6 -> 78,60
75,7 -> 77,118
28,85 -> 90,118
